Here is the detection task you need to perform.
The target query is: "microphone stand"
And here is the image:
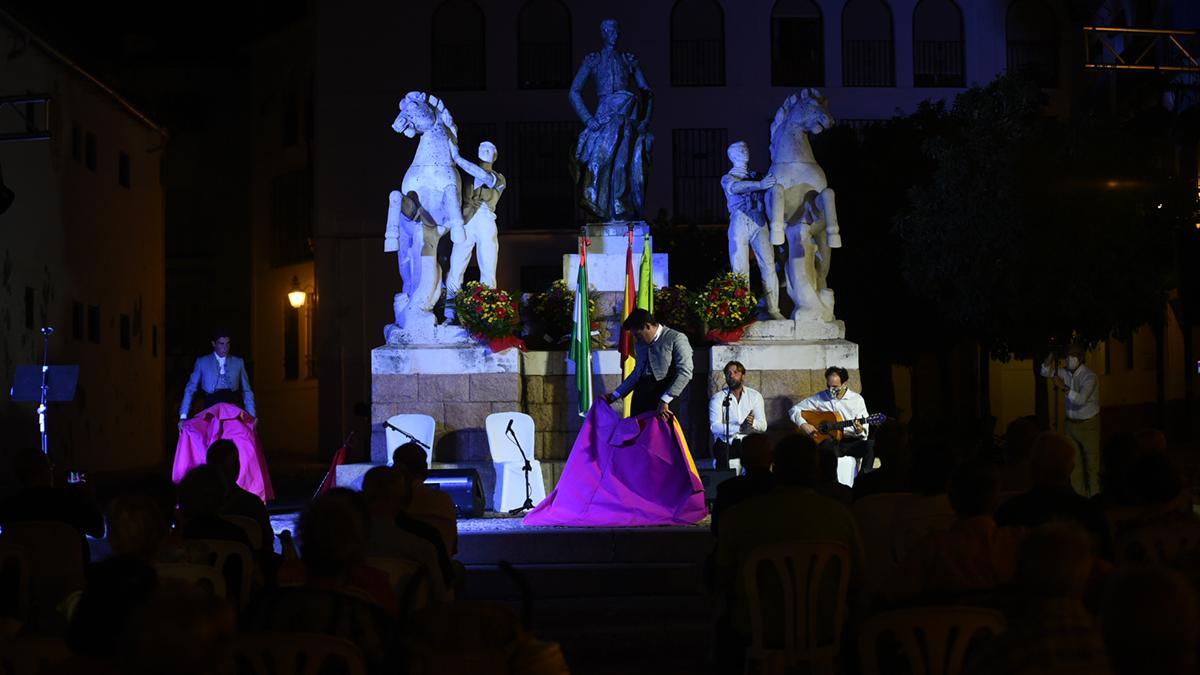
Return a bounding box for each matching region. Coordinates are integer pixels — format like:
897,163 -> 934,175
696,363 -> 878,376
384,421 -> 432,451
506,422 -> 536,514
722,389 -> 732,471
38,327 -> 53,483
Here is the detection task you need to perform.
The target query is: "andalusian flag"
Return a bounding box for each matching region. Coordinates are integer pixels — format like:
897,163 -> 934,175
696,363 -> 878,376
569,240 -> 593,417
637,232 -> 654,313
619,229 -> 637,417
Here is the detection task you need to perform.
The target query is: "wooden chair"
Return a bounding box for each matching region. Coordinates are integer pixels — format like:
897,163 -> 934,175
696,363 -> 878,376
155,562 -> 228,599
0,522 -> 85,634
221,514 -> 265,551
741,541 -> 851,675
365,555 -> 434,613
191,539 -> 255,609
858,607 -> 1006,675
0,636 -> 70,675
851,493 -> 912,592
234,632 -> 366,675
0,541 -> 31,630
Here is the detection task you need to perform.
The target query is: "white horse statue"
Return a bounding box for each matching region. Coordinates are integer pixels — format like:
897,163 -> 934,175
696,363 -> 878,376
768,88 -> 840,322
384,91 -> 465,335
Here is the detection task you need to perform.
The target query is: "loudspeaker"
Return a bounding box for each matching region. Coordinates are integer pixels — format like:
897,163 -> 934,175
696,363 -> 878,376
698,468 -> 737,503
425,468 -> 485,518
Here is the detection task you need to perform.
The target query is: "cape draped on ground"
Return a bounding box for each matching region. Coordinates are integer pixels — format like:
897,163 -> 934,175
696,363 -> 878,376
523,404 -> 707,527
172,403 -> 275,503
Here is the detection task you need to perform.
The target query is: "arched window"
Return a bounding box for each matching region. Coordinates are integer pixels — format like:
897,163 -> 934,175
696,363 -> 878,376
842,0 -> 895,87
671,0 -> 725,86
913,0 -> 964,87
771,0 -> 824,86
1006,0 -> 1058,87
432,0 -> 485,90
518,0 -> 571,89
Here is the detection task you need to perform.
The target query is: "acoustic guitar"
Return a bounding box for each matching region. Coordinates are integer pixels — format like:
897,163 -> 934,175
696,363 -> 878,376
800,410 -> 888,444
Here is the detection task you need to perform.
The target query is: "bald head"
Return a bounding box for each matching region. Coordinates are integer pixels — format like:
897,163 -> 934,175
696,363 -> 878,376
1030,431 -> 1075,487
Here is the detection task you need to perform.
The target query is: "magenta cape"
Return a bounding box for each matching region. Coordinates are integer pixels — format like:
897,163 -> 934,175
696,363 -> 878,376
172,403 -> 275,503
524,404 -> 708,527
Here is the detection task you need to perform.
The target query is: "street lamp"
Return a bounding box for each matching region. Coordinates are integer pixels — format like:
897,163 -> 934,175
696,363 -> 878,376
288,276 -> 308,308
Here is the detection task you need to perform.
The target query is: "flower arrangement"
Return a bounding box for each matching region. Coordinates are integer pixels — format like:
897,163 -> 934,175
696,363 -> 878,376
653,285 -> 701,335
530,279 -> 598,345
454,281 -> 520,339
693,272 -> 758,331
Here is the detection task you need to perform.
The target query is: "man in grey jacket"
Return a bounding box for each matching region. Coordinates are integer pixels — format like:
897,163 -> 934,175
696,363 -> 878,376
604,309 -> 694,419
179,329 -> 256,427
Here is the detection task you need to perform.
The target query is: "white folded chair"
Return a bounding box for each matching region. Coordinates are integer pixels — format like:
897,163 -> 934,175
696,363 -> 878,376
485,412 -> 546,513
385,414 -> 436,468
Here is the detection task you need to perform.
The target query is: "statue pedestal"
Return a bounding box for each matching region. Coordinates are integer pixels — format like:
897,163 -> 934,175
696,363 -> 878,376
706,319 -> 861,437
563,222 -> 669,292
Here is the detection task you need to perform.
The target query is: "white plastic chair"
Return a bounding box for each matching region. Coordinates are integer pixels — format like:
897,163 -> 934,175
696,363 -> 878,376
385,414 -> 436,468
485,412 -> 546,513
837,457 -> 859,487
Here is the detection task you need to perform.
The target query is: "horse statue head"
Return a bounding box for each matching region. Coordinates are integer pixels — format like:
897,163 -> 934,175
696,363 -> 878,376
392,91 -> 459,145
769,88 -> 835,152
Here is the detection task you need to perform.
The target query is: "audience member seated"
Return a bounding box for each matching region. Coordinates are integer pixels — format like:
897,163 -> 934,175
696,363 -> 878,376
715,433 -> 865,671
123,581 -> 237,675
884,459 -> 1023,605
0,447 -> 103,537
246,491 -> 399,673
175,465 -> 252,550
1102,566 -> 1198,675
966,524 -> 1109,675
710,434 -> 774,536
1133,427 -> 1168,455
890,440 -> 957,560
106,493 -> 171,563
361,466 -> 447,599
1091,432 -> 1141,511
997,416 -> 1043,493
994,431 -> 1112,558
206,440 -> 273,552
851,420 -> 910,500
392,442 -> 458,555
58,555 -> 160,674
816,444 -> 853,505
1117,451 -> 1195,536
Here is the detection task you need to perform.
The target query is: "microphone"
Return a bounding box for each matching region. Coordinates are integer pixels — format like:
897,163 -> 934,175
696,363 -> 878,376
506,418 -> 515,435
40,327 -> 54,335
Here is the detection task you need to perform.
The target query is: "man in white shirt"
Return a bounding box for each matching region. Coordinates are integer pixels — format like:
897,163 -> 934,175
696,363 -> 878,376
1040,345 -> 1101,496
709,361 -> 767,470
179,329 -> 256,430
788,366 -> 875,475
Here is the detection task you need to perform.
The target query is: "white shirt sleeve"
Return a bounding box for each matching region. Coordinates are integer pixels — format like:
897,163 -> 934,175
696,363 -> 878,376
750,390 -> 767,433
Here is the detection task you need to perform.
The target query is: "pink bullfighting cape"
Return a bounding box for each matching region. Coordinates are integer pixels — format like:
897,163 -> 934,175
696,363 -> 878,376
172,403 -> 275,502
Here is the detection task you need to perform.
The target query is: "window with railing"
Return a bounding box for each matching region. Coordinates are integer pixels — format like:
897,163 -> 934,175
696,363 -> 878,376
432,0 -> 486,91
672,128 -> 728,225
771,0 -> 824,86
842,0 -> 895,87
671,0 -> 725,86
1006,0 -> 1059,88
505,121 -> 582,228
518,0 -> 571,89
913,0 -> 965,87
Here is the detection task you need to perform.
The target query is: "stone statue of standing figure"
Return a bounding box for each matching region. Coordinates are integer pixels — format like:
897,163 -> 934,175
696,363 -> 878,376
569,19 -> 653,223
721,141 -> 785,320
445,141 -> 505,322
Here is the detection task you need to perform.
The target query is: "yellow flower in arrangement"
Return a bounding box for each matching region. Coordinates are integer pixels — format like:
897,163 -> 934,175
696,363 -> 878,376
456,281 -> 520,339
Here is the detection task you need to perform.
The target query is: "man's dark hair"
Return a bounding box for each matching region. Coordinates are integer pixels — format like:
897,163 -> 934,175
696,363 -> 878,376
392,442 -> 430,480
621,308 -> 657,331
947,458 -> 999,517
205,439 -> 240,487
298,490 -> 368,578
177,465 -> 227,519
723,361 -> 746,375
211,327 -> 231,342
824,366 -> 850,384
773,434 -> 819,487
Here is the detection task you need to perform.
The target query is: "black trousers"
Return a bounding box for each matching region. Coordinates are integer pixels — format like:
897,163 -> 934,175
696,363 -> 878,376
204,388 -> 241,408
712,438 -> 742,471
630,365 -> 677,416
818,437 -> 875,475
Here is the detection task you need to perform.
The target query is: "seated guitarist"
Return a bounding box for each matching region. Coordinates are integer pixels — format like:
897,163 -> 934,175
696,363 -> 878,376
787,366 -> 875,476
